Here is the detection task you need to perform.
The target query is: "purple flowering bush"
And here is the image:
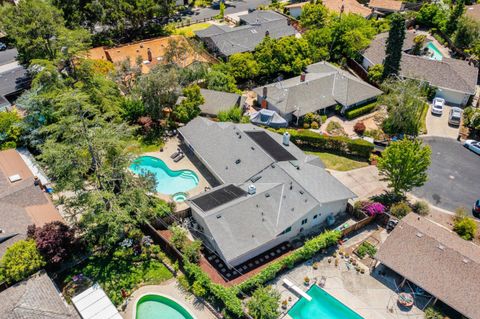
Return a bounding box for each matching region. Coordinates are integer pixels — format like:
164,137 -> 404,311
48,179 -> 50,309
364,202 -> 386,216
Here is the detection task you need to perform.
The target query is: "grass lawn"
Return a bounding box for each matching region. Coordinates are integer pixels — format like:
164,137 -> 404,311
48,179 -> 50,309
419,102 -> 429,135
174,23 -> 211,37
306,151 -> 369,171
125,137 -> 164,154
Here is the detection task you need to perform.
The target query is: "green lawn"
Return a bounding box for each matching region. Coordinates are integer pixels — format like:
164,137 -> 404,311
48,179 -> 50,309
306,151 -> 369,171
174,23 -> 211,37
125,137 -> 164,154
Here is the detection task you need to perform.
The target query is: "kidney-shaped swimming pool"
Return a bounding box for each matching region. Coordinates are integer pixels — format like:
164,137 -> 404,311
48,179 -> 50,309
135,294 -> 196,319
130,156 -> 199,195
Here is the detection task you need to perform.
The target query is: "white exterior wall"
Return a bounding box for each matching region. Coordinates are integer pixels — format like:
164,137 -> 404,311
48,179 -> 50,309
288,7 -> 303,18
434,88 -> 471,106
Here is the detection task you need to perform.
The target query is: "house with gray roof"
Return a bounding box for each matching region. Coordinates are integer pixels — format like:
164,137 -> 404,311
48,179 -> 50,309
361,32 -> 479,106
195,10 -> 296,58
375,213 -> 480,319
253,61 -> 382,123
0,270 -> 80,319
0,49 -> 30,110
179,117 -> 355,267
176,88 -> 245,116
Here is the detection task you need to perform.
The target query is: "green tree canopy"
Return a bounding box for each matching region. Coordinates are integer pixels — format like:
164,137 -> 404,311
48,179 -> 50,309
173,84 -> 204,123
446,0 -> 465,35
382,13 -> 406,79
0,110 -> 22,149
247,286 -> 281,319
300,2 -> 329,29
454,16 -> 480,52
377,138 -> 431,196
227,53 -> 260,81
0,240 -> 46,283
205,70 -> 239,93
0,0 -> 90,64
304,27 -> 333,61
416,4 -> 448,31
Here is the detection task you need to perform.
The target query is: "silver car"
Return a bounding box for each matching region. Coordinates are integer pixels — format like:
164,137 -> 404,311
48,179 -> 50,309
431,97 -> 445,115
464,140 -> 480,155
448,107 -> 462,126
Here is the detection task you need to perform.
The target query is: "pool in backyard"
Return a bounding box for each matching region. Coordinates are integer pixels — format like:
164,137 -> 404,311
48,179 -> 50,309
288,285 -> 364,319
130,156 -> 199,197
135,294 -> 195,319
426,42 -> 443,61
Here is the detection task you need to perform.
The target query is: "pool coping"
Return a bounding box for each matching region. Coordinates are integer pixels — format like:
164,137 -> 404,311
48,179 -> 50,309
132,292 -> 199,319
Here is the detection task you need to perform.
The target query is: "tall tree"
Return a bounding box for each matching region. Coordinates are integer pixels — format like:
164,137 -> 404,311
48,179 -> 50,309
300,2 -> 329,29
377,139 -> 431,196
173,84 -> 204,123
0,0 -> 90,64
382,13 -> 406,79
247,286 -> 281,319
446,0 -> 466,35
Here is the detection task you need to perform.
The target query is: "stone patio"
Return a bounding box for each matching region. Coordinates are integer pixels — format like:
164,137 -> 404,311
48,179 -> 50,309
122,279 -> 217,319
273,254 -> 425,319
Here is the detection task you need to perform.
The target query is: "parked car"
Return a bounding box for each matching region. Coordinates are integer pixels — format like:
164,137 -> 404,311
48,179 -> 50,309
0,42 -> 6,51
473,199 -> 480,217
464,139 -> 480,155
431,97 -> 445,115
448,107 -> 462,126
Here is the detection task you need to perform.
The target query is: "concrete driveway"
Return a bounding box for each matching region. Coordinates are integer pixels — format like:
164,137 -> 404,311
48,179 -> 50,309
330,166 -> 387,200
412,137 -> 480,215
425,104 -> 459,139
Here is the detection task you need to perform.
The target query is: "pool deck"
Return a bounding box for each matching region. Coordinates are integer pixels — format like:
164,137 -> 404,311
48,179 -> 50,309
274,255 -> 424,319
143,137 -> 211,211
122,279 -> 217,319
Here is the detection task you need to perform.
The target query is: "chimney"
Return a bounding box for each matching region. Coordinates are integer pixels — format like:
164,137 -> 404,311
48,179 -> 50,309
261,99 -> 267,109
147,48 -> 152,62
262,86 -> 268,98
300,73 -> 306,82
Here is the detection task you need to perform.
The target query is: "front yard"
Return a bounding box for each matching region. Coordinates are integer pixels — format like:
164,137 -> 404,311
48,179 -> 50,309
306,151 -> 369,171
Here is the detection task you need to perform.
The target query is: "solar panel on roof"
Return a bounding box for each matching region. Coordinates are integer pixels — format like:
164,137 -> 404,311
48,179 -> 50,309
245,131 -> 296,161
192,185 -> 247,212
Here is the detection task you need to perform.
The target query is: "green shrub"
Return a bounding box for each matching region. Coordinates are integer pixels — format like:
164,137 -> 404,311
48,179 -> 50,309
345,102 -> 378,120
0,239 -> 45,284
390,202 -> 411,219
320,115 -> 327,124
356,242 -> 376,259
269,128 -> 374,158
424,305 -> 446,319
311,121 -> 319,129
412,200 -> 429,216
454,216 -> 477,241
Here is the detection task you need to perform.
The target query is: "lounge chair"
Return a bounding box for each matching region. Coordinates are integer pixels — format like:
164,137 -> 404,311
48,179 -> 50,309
173,153 -> 184,162
170,148 -> 181,159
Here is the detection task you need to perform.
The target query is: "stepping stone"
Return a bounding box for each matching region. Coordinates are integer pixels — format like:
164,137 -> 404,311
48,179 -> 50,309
221,268 -> 226,273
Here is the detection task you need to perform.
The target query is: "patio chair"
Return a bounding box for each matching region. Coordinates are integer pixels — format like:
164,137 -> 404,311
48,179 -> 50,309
170,148 -> 181,159
173,153 -> 184,162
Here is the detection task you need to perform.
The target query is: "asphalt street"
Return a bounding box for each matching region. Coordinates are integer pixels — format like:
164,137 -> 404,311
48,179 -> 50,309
412,136 -> 480,216
182,0 -> 271,23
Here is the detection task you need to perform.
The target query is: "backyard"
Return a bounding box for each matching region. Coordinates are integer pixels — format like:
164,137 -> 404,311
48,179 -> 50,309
306,151 -> 369,171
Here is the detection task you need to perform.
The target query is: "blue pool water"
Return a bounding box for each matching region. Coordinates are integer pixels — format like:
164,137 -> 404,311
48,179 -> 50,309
288,285 -> 364,319
130,156 -> 199,195
427,42 -> 443,61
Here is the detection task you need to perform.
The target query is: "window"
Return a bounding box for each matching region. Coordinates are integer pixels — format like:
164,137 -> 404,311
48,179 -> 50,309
313,214 -> 318,219
301,218 -> 308,225
280,227 -> 291,235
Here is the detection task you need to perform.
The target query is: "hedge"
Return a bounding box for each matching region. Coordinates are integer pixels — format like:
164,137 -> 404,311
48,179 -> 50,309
270,128 -> 374,159
237,230 -> 341,293
345,102 -> 378,120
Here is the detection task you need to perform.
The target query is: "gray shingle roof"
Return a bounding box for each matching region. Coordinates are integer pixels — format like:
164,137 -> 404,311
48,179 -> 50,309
199,89 -> 242,115
0,271 -> 80,319
253,62 -> 382,116
375,213 -> 480,319
362,32 -> 479,94
195,11 -> 296,57
181,117 -> 356,264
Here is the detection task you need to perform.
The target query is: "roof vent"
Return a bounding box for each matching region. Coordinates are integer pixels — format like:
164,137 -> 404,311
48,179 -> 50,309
265,193 -> 270,198
251,175 -> 262,183
216,215 -> 222,219
437,244 -> 445,251
463,258 -> 470,264
416,232 -> 424,238
235,159 -> 241,164
299,190 -> 304,195
248,184 -> 257,195
251,146 -> 255,150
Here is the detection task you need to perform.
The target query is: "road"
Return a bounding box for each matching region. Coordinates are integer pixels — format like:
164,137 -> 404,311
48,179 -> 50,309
181,0 -> 271,23
412,136 -> 480,216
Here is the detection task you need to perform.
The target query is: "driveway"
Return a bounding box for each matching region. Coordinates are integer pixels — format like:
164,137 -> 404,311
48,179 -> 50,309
330,166 -> 387,199
425,104 -> 459,139
412,137 -> 480,215
181,0 -> 271,23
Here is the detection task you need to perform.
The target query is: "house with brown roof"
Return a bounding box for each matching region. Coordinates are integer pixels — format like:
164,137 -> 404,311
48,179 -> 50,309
286,0 -> 372,18
86,35 -> 215,73
375,213 -> 480,319
368,0 -> 404,14
0,270 -> 80,319
0,149 -> 63,258
361,32 -> 478,106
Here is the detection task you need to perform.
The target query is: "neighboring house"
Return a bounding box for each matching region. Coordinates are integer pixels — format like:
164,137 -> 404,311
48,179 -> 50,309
179,117 -> 355,268
286,0 -> 372,18
0,149 -> 64,258
368,0 -> 404,13
361,32 -> 479,106
200,89 -> 245,116
86,35 -> 215,73
375,213 -> 480,319
0,48 -> 30,111
466,4 -> 480,21
253,61 -> 382,123
0,270 -> 80,319
195,10 -> 297,58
